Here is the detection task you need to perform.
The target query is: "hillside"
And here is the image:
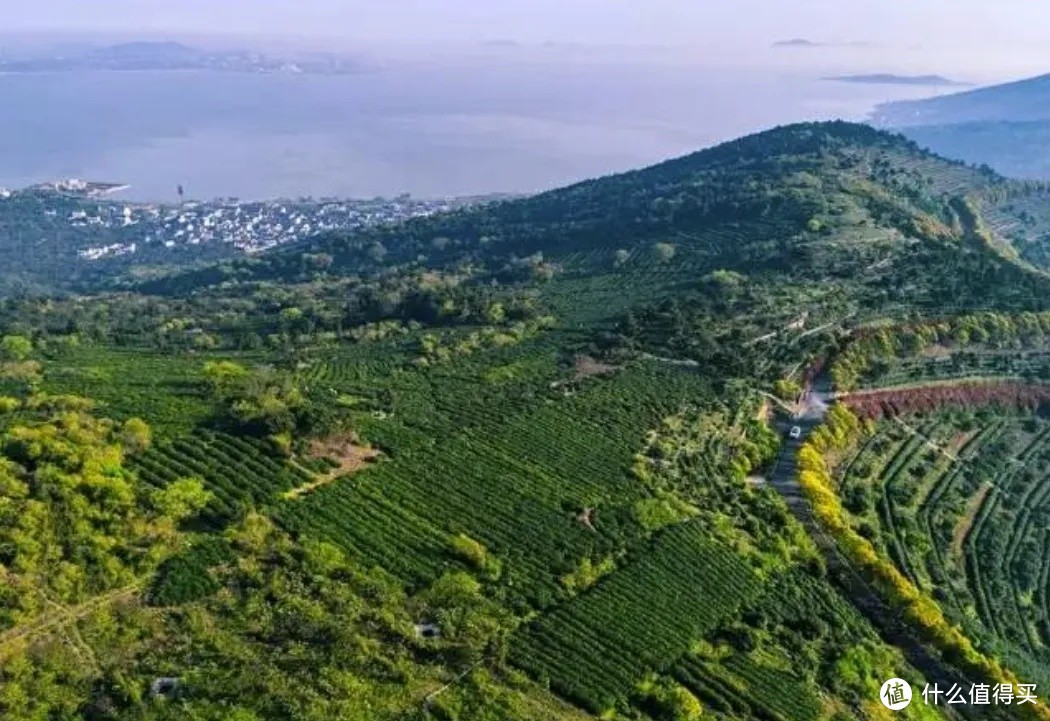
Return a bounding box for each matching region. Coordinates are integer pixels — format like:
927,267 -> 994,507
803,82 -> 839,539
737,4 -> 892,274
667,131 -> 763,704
0,189 -> 480,295
138,121 -> 1049,316
1,122 -> 1048,721
873,74 -> 1050,127
873,73 -> 1050,180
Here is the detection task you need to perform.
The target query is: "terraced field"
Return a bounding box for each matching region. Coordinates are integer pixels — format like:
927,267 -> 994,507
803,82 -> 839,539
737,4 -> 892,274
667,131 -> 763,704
511,522 -> 764,713
41,346 -> 269,435
836,410 -> 1050,684
855,349 -> 1050,389
673,654 -> 823,721
984,189 -> 1050,270
281,359 -> 715,597
669,570 -> 877,721
133,430 -> 317,525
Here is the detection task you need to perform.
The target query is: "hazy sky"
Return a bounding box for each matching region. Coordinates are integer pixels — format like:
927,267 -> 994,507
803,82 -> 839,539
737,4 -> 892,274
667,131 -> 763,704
5,1 -> 1050,80
3,0 -> 1047,47
3,1 -> 1048,198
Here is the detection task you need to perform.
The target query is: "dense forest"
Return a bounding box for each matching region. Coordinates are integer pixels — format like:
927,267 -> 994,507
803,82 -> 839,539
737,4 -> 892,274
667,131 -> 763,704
2,121 -> 1050,720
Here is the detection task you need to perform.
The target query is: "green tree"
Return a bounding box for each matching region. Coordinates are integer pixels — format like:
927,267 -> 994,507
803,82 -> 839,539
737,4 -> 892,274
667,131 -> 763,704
120,417 -> 152,453
367,242 -> 388,263
450,533 -> 489,569
654,242 -> 677,262
774,378 -> 804,401
153,476 -> 213,521
202,360 -> 251,393
484,302 -> 507,325
0,335 -> 32,361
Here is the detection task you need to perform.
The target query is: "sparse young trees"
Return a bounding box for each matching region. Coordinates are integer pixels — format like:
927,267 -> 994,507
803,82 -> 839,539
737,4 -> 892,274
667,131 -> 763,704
0,406 -> 211,628
0,334 -> 32,361
654,242 -> 677,262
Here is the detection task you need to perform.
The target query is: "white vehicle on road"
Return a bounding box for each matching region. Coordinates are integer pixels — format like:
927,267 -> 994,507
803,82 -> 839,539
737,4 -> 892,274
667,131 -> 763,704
789,426 -> 802,439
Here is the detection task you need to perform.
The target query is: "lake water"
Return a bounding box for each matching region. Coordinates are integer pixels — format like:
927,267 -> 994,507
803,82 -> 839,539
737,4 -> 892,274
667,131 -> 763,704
0,57 -> 939,202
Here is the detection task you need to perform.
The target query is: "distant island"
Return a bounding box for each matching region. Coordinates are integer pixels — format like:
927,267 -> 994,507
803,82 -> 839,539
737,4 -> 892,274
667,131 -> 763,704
773,38 -> 823,48
828,73 -> 968,87
772,38 -> 873,49
0,41 -> 363,75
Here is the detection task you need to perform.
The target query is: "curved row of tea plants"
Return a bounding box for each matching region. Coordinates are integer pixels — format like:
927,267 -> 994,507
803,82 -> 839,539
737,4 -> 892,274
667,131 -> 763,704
835,410 -> 1050,688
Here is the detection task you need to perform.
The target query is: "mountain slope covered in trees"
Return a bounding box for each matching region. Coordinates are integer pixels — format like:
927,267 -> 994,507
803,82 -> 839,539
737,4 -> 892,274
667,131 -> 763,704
135,121 -> 1047,312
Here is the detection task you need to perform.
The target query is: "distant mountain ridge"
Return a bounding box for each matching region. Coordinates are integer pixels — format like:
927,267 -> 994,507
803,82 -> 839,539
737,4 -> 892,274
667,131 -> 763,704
872,72 -> 1050,181
0,40 -> 363,75
773,38 -> 823,48
873,72 -> 1050,127
829,74 -> 966,87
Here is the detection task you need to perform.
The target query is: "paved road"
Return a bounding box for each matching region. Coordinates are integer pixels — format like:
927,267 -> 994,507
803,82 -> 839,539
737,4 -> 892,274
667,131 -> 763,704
766,376 -> 1003,720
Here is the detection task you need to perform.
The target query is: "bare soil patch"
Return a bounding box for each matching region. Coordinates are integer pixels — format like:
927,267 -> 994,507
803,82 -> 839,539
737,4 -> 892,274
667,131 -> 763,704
919,344 -> 954,359
576,507 -> 596,532
310,434 -> 380,473
284,434 -> 380,499
573,355 -> 620,380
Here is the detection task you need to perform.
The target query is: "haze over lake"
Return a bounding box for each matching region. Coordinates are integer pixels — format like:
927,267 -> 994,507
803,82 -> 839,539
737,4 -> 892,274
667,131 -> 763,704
0,50 -> 945,201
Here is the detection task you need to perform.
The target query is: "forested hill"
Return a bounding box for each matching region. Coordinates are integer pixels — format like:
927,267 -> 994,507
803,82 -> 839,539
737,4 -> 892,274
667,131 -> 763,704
145,122 -> 977,283
136,121 -> 1050,314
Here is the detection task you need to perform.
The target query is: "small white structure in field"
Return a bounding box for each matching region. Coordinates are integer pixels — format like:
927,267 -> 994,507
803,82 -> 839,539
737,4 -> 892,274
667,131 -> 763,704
414,622 -> 442,640
150,677 -> 181,699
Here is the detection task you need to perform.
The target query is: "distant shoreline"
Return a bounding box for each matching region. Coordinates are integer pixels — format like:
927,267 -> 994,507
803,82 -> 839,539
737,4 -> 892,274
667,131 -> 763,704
0,68 -> 361,78
826,73 -> 969,88
27,179 -> 132,199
